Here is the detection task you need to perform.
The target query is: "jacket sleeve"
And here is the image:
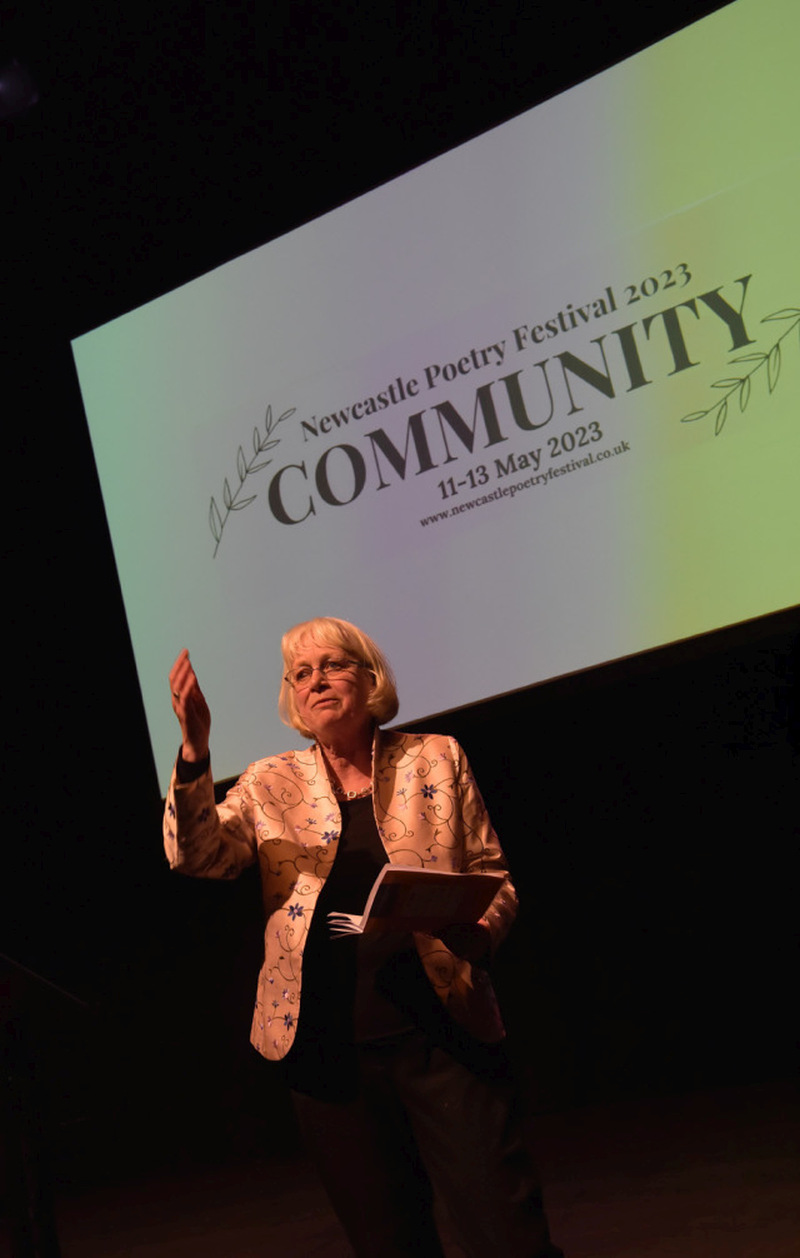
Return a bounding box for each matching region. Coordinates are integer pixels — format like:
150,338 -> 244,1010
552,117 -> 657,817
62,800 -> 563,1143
163,759 -> 258,880
449,737 -> 518,951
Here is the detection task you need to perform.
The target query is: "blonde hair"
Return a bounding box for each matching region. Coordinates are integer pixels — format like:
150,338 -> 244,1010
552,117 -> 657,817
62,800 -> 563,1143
278,617 -> 399,738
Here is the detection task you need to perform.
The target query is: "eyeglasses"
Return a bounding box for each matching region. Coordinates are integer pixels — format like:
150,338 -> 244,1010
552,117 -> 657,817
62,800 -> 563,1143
284,658 -> 370,690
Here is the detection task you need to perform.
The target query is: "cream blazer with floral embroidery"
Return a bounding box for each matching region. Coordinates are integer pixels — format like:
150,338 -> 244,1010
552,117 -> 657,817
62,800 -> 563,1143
164,729 -> 517,1061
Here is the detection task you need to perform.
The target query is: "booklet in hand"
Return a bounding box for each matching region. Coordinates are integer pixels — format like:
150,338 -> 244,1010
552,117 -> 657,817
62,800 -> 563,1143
327,865 -> 505,936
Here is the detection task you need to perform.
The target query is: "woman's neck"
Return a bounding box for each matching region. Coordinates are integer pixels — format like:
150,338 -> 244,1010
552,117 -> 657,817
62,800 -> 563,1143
318,728 -> 374,793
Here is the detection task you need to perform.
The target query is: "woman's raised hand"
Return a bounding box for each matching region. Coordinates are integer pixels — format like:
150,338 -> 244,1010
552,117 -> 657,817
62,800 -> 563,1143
169,648 -> 211,762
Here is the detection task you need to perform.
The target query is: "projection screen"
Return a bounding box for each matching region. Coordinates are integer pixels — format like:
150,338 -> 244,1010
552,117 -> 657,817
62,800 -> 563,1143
71,0 -> 800,793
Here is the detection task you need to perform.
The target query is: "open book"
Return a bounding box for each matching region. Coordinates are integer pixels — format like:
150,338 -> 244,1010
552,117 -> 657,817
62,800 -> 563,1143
327,865 -> 505,937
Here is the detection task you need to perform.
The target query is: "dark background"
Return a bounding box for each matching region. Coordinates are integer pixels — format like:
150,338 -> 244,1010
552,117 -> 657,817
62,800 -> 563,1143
2,0 -> 796,1188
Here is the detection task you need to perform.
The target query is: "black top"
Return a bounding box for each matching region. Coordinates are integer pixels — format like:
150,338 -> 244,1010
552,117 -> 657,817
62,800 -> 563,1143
284,796 -> 442,1097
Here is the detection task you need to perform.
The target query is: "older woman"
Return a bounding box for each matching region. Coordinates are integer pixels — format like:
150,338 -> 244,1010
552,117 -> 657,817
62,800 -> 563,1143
165,618 -> 562,1258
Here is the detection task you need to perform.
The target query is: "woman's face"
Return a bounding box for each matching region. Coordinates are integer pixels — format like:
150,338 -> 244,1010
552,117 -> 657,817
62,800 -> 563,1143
289,636 -> 374,746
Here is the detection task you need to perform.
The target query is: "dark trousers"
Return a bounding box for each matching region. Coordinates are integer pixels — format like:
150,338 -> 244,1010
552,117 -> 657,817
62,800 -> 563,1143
291,1030 -> 564,1258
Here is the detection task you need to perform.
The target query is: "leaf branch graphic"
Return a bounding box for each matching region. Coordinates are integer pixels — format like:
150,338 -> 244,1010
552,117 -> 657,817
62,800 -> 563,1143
209,404 -> 295,555
680,308 -> 800,435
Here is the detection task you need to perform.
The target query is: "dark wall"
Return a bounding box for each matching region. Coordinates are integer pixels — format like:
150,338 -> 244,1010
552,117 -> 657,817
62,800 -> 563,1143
409,616 -> 799,1108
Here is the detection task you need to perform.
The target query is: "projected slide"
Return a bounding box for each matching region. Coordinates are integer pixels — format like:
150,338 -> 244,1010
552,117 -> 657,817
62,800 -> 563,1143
72,0 -> 800,793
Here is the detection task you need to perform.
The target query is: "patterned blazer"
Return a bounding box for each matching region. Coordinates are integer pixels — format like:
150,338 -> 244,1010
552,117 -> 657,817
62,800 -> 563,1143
164,728 -> 517,1060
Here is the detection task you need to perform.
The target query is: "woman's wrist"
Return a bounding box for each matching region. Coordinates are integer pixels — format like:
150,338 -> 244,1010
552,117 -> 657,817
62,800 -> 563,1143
176,745 -> 210,783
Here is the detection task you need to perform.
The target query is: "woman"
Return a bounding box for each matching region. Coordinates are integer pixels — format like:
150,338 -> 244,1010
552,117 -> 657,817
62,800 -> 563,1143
165,617 -> 562,1258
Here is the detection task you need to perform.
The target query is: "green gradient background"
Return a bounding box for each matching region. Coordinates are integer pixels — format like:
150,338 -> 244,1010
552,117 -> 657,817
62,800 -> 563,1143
623,0 -> 800,647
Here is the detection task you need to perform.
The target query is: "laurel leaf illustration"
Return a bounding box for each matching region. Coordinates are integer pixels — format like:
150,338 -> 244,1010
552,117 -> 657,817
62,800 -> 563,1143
210,401 -> 294,555
209,498 -> 222,543
680,298 -> 797,436
714,400 -> 728,435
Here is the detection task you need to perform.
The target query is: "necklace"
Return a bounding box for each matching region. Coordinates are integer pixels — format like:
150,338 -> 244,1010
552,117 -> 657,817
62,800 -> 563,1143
331,782 -> 372,800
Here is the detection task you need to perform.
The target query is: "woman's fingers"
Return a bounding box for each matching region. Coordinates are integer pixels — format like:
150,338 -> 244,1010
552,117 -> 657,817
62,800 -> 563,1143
169,649 -> 211,760
169,648 -> 193,701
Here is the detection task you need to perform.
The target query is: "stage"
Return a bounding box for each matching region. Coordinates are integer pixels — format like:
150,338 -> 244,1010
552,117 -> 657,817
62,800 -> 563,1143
22,1079 -> 797,1258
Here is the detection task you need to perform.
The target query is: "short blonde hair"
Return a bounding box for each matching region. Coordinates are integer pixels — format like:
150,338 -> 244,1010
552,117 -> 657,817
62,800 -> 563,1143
278,617 -> 399,738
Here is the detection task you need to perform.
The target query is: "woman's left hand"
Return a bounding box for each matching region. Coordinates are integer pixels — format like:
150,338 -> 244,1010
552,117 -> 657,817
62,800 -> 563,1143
435,918 -> 491,963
